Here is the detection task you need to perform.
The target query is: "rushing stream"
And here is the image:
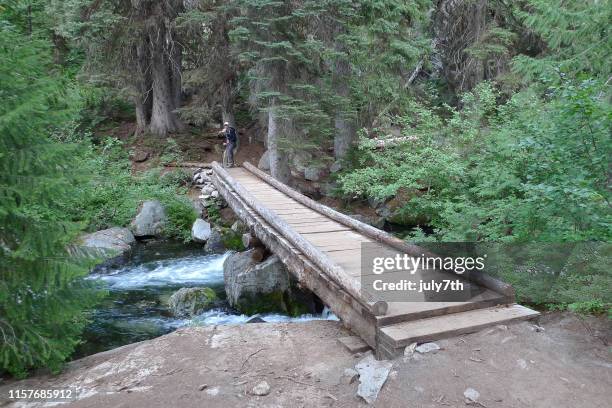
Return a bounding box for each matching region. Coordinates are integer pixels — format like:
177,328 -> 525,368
75,241 -> 337,358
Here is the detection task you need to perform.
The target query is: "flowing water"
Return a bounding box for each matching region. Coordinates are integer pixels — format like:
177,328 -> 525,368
75,241 -> 337,358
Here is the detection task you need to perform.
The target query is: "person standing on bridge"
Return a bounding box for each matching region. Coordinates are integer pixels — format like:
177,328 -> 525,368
222,121 -> 238,167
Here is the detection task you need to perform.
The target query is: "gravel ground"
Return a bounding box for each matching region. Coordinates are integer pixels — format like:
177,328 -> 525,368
0,312 -> 609,408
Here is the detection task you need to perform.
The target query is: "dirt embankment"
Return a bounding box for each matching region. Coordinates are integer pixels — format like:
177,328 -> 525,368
93,120 -> 265,173
0,312 -> 610,408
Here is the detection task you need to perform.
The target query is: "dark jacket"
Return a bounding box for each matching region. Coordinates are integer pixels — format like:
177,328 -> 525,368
225,127 -> 237,144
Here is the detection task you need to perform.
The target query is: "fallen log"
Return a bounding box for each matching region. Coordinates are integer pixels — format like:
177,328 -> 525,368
164,161 -> 212,168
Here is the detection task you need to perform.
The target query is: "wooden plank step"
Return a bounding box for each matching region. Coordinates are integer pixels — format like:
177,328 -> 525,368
377,304 -> 539,358
374,289 -> 509,326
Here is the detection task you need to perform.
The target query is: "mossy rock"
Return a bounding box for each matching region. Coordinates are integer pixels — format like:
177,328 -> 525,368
234,289 -> 315,317
168,287 -> 217,317
221,228 -> 245,251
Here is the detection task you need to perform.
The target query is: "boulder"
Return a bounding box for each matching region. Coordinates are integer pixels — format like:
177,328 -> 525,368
132,150 -> 149,163
258,150 -> 271,171
224,252 -> 289,306
464,388 -> 480,404
79,227 -> 135,255
223,251 -> 316,315
204,229 -> 225,253
290,151 -> 312,174
246,316 -> 266,324
201,185 -> 215,195
130,200 -> 167,237
168,287 -> 217,317
193,171 -> 212,185
304,166 -> 323,181
78,227 -> 135,269
191,219 -> 212,243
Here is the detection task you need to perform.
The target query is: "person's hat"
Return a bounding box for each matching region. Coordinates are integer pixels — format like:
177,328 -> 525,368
223,122 -> 229,126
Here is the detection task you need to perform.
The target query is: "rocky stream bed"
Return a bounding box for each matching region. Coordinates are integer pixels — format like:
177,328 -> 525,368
75,241 -> 337,359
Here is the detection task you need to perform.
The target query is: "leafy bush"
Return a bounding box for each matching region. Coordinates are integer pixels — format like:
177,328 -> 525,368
340,80 -> 611,313
340,80 -> 611,242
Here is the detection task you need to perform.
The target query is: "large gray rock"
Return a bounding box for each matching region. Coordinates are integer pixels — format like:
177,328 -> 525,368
258,150 -> 271,171
304,166 -> 323,181
79,227 -> 135,255
415,342 -> 440,354
223,251 -> 316,315
290,150 -> 312,174
130,200 -> 167,237
132,150 -> 149,163
204,229 -> 225,253
168,287 -> 217,317
77,227 -> 135,271
191,219 -> 212,243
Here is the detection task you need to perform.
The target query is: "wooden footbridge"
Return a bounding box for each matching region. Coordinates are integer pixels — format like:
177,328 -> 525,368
212,162 -> 539,358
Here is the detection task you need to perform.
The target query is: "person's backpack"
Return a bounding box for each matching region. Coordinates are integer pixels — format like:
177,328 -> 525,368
228,127 -> 238,144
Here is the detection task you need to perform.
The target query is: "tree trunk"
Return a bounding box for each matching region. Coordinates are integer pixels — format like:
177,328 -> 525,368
149,44 -> 182,137
267,103 -> 291,183
170,41 -> 182,110
134,42 -> 152,134
218,79 -> 235,126
146,1 -> 183,138
333,44 -> 355,161
334,114 -> 354,161
51,33 -> 68,65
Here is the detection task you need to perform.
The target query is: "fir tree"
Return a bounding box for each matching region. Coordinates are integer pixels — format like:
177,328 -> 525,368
0,22 -> 99,378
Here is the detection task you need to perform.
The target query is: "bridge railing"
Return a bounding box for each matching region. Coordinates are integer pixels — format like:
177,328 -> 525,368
242,161 -> 514,300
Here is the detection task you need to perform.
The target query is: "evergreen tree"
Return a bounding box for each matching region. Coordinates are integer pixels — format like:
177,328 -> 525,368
512,0 -> 611,83
0,21 -> 98,377
50,0 -> 186,136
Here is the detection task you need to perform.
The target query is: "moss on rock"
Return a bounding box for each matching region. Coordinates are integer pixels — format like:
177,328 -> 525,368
168,287 -> 217,317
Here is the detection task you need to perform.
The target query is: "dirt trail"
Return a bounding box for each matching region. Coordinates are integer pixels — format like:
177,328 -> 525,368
0,313 -> 609,408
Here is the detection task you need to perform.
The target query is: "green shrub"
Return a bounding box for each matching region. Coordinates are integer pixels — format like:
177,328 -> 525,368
164,198 -> 198,242
159,138 -> 184,165
66,137 -> 196,240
